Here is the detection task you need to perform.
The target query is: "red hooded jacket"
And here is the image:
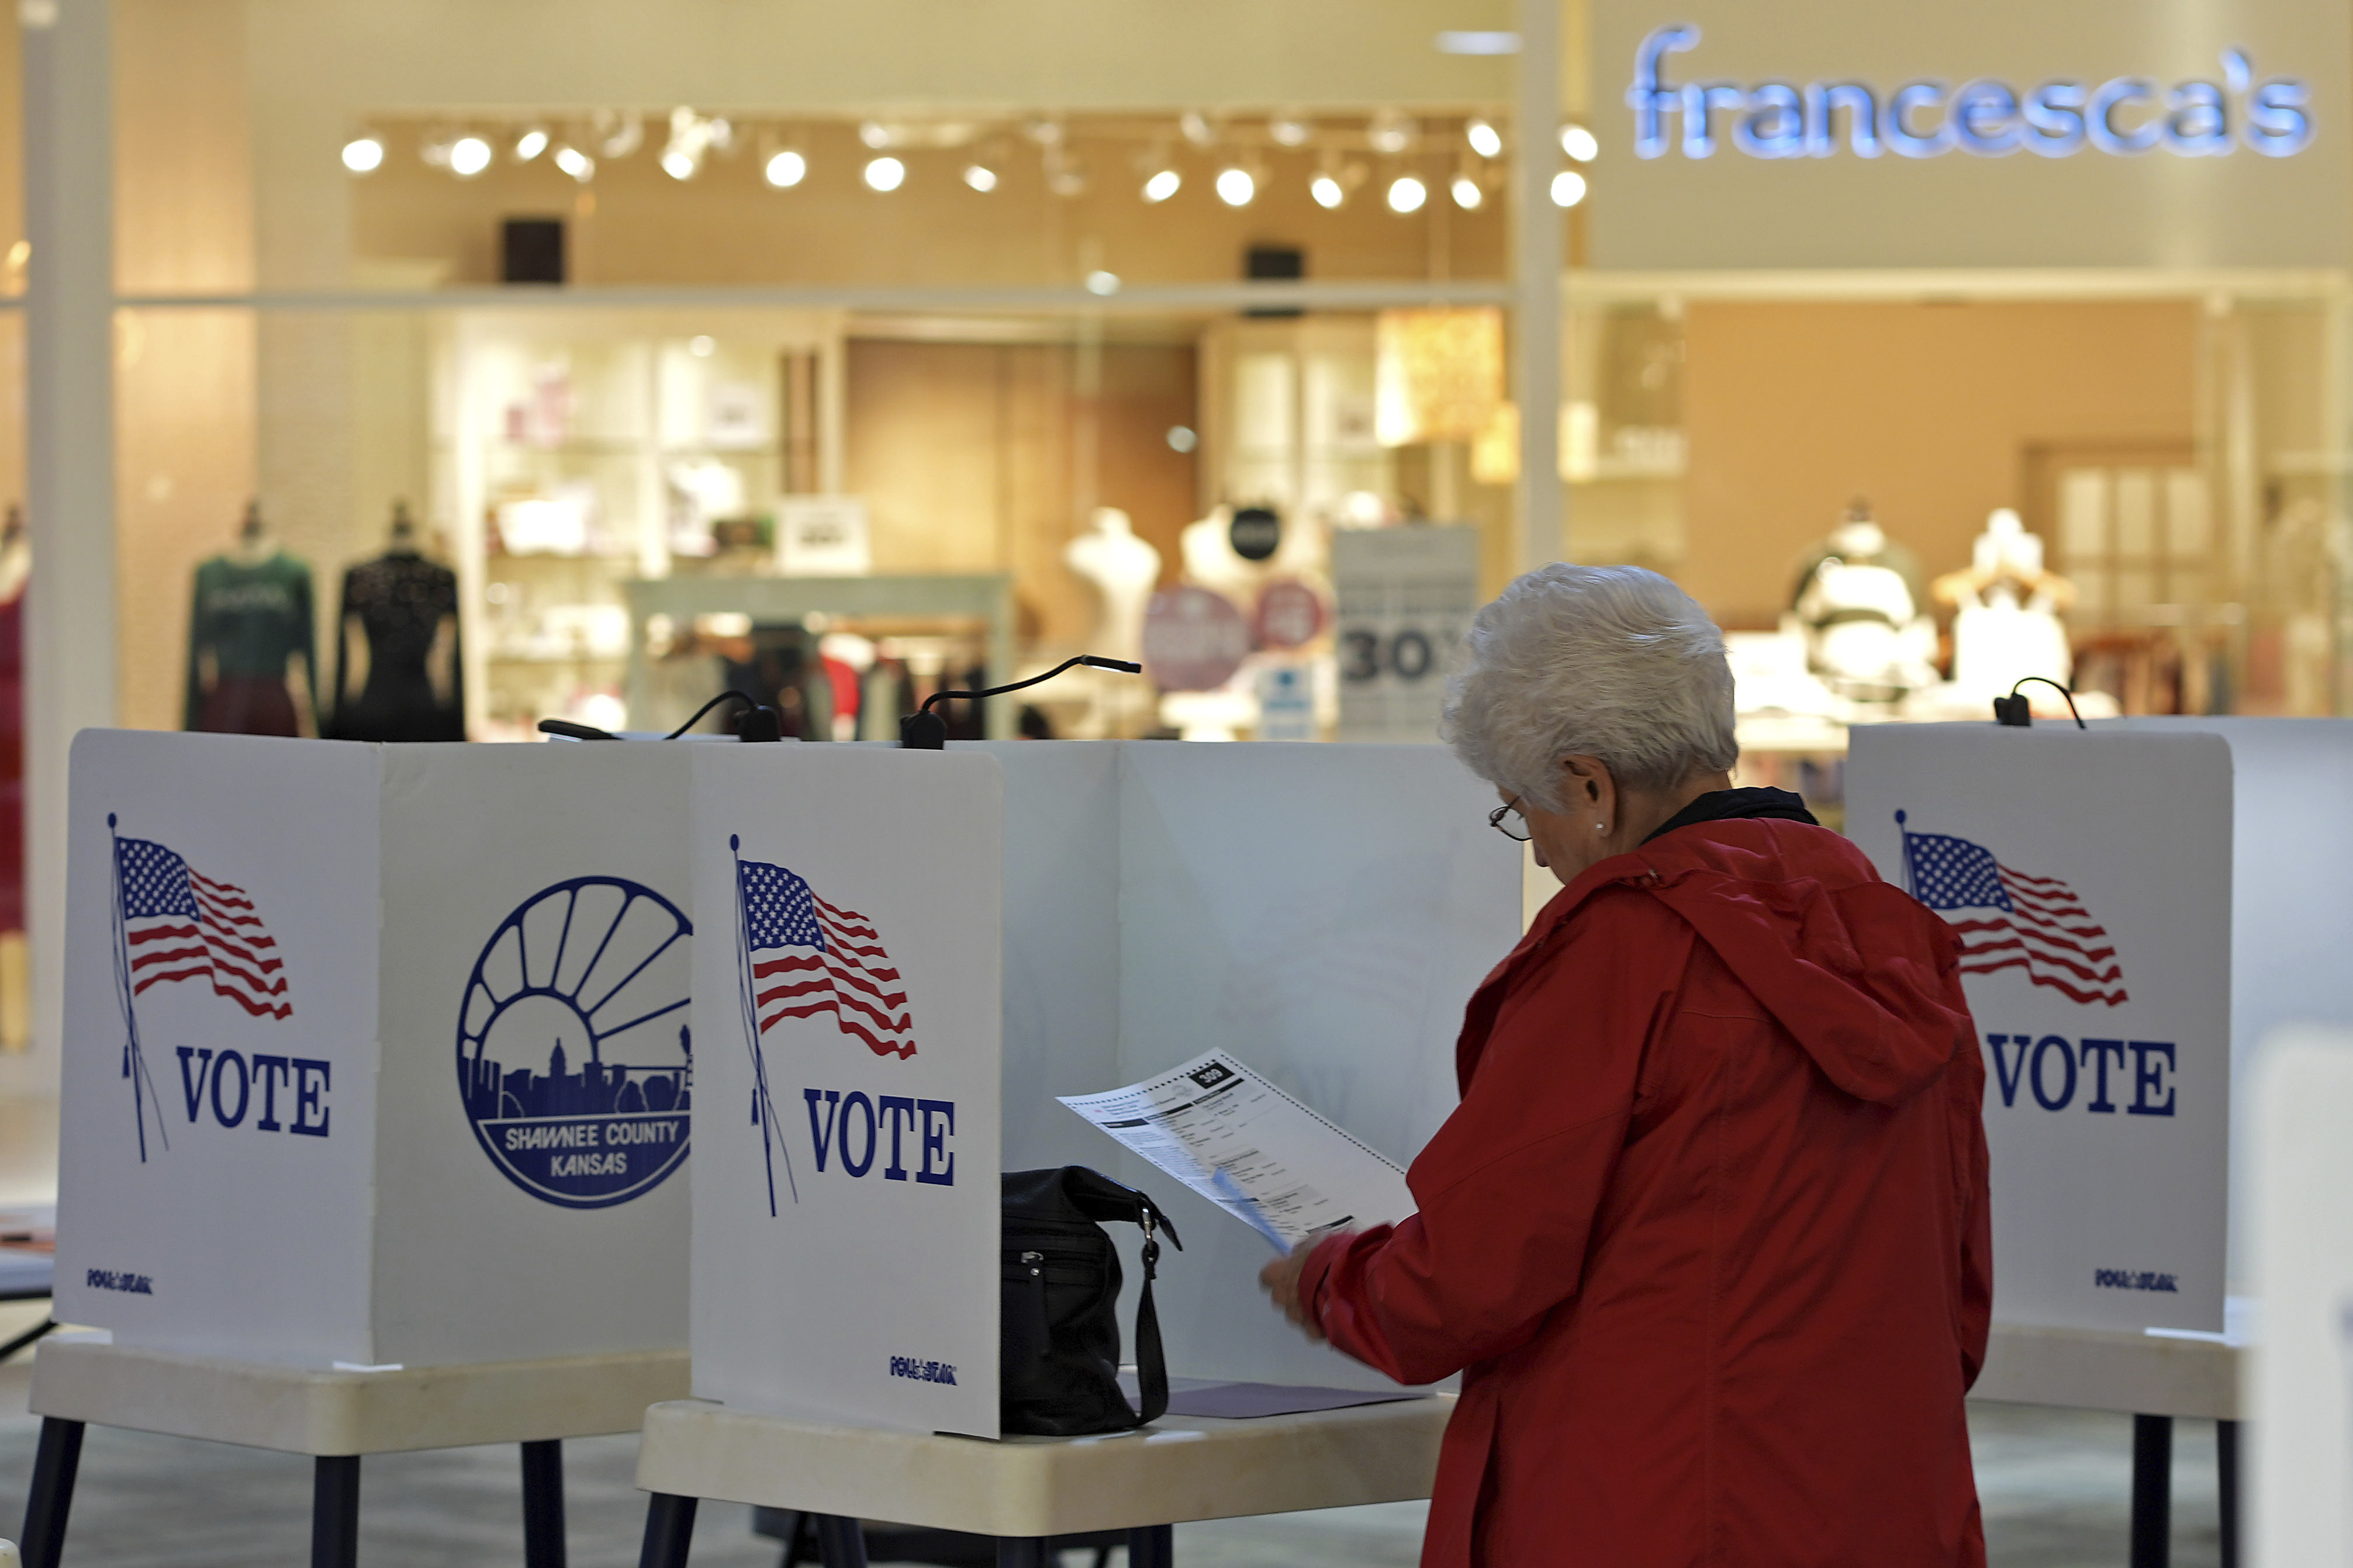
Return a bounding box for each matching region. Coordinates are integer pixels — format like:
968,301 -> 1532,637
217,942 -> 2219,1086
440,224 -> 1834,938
1299,816 -> 1992,1567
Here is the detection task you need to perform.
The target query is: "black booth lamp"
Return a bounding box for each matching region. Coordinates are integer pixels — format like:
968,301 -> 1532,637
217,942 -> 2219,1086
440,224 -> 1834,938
899,655 -> 1143,749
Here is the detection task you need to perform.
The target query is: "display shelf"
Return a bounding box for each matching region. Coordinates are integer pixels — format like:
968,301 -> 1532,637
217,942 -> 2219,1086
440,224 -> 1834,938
436,307 -> 848,738
623,573 -> 1015,740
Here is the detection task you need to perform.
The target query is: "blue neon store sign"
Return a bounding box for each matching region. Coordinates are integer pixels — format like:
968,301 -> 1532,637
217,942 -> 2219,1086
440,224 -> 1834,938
1629,25 -> 2314,160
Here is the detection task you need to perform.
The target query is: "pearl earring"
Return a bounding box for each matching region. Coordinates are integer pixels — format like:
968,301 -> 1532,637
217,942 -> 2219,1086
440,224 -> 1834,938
1595,822 -> 1608,832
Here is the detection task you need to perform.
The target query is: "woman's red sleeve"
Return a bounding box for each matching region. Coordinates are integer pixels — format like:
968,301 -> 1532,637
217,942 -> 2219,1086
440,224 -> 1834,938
1295,894 -> 1677,1385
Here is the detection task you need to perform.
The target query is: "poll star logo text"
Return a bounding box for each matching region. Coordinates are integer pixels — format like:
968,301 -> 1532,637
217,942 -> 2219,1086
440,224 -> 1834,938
1630,25 -> 2312,161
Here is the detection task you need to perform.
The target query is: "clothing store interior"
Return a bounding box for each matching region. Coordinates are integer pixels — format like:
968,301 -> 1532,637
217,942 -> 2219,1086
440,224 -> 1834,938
1,1 -> 2350,1566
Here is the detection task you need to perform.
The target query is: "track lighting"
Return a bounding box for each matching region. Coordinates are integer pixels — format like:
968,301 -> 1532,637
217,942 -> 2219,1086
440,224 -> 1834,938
513,128 -> 548,162
553,144 -> 595,182
1311,171 -> 1345,209
340,134 -> 384,175
1387,174 -> 1428,213
1269,113 -> 1312,148
448,136 -> 492,178
963,162 -> 999,192
1369,109 -> 1417,155
864,155 -> 906,192
1466,118 -> 1503,158
1560,124 -> 1598,162
1451,172 -> 1483,209
1552,169 -> 1588,207
1214,165 -> 1256,206
1142,167 -> 1181,203
763,149 -> 807,188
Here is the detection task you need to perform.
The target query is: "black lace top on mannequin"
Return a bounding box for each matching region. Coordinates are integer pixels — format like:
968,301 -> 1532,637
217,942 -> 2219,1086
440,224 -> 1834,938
331,503 -> 465,742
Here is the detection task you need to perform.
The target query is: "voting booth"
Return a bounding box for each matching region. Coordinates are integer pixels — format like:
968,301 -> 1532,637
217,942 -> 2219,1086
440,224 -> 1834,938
1847,718 -> 2353,1336
2248,1026 -> 2353,1568
682,739 -> 1519,1437
53,731 -> 699,1370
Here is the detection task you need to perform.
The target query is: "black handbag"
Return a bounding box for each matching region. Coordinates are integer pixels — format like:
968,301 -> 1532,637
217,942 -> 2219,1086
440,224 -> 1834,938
1000,1167 -> 1183,1437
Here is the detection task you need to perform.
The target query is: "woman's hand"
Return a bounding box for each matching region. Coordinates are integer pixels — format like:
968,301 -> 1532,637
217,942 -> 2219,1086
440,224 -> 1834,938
1258,1237 -> 1331,1342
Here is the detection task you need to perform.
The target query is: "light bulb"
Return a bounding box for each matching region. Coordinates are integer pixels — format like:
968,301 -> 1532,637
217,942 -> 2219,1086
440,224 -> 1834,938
1214,167 -> 1256,206
1310,172 -> 1345,209
1466,118 -> 1503,158
1269,114 -> 1312,148
340,136 -> 385,175
963,162 -> 998,192
661,148 -> 699,181
513,128 -> 549,162
1142,168 -> 1181,203
859,120 -> 892,150
864,155 -> 906,192
1552,169 -> 1588,207
448,136 -> 492,178
1369,109 -> 1416,155
553,145 -> 595,182
1451,174 -> 1483,209
1560,124 -> 1599,162
764,149 -> 807,188
1387,174 -> 1428,213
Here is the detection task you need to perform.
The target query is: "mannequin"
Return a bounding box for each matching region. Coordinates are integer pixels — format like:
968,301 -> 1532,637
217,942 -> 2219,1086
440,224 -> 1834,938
186,501 -> 318,736
1787,500 -> 1938,701
331,500 -> 465,742
1063,507 -> 1161,663
1934,508 -> 2076,700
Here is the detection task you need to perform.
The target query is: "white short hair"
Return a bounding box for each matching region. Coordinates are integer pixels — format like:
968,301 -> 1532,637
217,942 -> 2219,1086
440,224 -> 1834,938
1441,564 -> 1737,811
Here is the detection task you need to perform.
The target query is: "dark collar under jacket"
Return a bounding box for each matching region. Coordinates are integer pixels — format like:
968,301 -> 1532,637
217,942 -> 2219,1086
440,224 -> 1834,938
1643,786 -> 1819,845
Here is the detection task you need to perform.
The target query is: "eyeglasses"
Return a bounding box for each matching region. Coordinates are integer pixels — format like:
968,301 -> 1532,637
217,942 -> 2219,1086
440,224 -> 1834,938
1488,797 -> 1531,842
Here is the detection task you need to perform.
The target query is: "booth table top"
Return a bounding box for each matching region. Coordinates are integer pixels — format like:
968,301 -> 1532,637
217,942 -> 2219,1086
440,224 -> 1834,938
29,1338 -> 690,1455
1973,1321 -> 2240,1421
635,1393 -> 1454,1537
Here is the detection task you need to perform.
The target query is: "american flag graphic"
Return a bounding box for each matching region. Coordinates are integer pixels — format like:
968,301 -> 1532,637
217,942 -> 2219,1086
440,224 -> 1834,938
1897,811 -> 2127,1008
115,835 -> 292,1020
736,857 -> 915,1059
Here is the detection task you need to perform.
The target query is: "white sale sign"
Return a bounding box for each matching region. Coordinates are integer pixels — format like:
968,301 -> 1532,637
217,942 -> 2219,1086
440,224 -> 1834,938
1848,725 -> 2233,1334
689,746 -> 1003,1437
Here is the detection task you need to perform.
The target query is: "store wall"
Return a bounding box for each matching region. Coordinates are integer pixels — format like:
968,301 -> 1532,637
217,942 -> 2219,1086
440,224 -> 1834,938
845,337 -> 1196,650
115,0 -> 258,733
1678,299 -> 2200,628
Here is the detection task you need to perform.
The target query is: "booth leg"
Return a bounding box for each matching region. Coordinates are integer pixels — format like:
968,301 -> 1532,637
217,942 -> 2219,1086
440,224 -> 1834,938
638,1493 -> 699,1568
811,1514 -> 869,1568
2130,1414 -> 2172,1568
312,1454 -> 361,1568
1127,1522 -> 1176,1567
521,1438 -> 566,1568
18,1415 -> 85,1568
994,1541 -> 1052,1568
2217,1419 -> 2241,1568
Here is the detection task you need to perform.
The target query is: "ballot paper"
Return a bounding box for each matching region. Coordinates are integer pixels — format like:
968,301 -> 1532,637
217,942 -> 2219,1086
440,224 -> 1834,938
1059,1050 -> 1416,1251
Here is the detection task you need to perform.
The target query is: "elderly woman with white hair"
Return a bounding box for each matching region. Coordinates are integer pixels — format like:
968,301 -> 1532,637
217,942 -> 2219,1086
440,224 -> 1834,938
1260,565 -> 1993,1568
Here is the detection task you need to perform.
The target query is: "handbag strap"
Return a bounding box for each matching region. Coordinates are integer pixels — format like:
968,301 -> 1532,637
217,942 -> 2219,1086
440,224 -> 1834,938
1128,1201 -> 1169,1426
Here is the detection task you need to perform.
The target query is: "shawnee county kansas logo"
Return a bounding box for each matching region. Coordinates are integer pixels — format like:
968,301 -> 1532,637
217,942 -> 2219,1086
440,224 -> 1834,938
456,877 -> 693,1209
1896,811 -> 2127,1007
109,814 -> 298,1163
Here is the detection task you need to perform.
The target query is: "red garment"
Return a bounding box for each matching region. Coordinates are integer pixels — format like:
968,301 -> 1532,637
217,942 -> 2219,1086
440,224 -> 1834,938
1300,819 -> 1992,1568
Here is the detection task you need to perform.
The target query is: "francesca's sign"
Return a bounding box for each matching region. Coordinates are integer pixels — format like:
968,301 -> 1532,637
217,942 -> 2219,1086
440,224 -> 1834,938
1631,25 -> 2313,161
1588,0 -> 2351,270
